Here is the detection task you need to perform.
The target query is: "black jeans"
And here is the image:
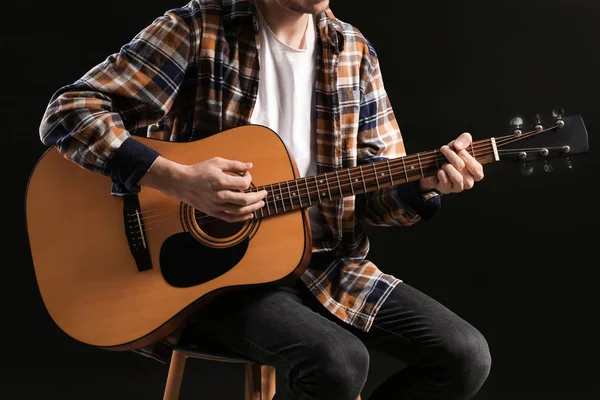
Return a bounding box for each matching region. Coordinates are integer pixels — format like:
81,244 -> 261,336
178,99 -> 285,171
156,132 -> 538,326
182,278 -> 491,400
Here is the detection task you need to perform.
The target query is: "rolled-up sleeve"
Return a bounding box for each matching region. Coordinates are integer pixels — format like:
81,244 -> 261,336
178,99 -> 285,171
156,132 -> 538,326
38,10 -> 191,192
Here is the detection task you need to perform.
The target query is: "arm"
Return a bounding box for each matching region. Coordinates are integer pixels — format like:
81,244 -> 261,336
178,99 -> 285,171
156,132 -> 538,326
355,46 -> 441,228
38,10 -> 191,193
38,9 -> 267,222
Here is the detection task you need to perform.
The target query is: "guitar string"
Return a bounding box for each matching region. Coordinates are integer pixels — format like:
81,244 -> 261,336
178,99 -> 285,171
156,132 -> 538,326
128,145 -> 542,237
129,133 -> 516,219
491,146 -> 567,153
127,137 -> 499,223
130,124 -> 554,221
127,124 -> 555,236
126,123 -> 560,238
136,146 -> 562,227
129,130 -> 558,237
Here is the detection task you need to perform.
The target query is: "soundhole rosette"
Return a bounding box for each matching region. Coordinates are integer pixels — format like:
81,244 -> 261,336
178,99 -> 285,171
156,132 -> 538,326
180,203 -> 259,248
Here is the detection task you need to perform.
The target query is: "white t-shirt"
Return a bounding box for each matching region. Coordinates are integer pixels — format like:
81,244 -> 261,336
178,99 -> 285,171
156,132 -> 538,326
250,8 -> 323,240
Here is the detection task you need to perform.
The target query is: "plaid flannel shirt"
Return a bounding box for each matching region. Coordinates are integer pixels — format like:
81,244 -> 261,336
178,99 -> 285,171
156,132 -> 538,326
39,0 -> 441,363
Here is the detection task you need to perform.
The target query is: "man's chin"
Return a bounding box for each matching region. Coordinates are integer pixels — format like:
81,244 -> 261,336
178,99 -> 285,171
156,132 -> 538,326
313,3 -> 330,13
312,0 -> 330,12
283,0 -> 330,14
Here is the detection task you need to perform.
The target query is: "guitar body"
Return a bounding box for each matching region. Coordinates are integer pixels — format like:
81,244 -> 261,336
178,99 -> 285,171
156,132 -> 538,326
25,125 -> 312,350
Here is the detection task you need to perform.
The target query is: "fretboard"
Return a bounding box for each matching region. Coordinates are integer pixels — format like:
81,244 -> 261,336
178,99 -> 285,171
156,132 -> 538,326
248,138 -> 499,219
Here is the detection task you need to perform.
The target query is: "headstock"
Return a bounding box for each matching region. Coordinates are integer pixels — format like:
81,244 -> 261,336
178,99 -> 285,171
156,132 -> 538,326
496,109 -> 589,175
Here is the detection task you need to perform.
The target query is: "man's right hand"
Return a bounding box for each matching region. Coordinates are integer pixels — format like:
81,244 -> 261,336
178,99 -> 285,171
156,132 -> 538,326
139,156 -> 268,223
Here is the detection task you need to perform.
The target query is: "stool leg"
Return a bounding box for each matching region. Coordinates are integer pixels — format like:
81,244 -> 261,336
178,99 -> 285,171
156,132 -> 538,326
163,350 -> 188,400
245,363 -> 262,400
261,365 -> 276,399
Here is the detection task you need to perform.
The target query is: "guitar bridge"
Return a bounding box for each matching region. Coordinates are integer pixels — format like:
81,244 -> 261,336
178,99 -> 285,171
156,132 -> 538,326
123,195 -> 152,272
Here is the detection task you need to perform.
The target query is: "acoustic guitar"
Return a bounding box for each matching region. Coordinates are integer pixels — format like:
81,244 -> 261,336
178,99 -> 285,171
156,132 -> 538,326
25,109 -> 589,351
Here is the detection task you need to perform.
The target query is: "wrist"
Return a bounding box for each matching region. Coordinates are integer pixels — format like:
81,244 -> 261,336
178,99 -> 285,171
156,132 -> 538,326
139,156 -> 184,194
419,177 -> 438,193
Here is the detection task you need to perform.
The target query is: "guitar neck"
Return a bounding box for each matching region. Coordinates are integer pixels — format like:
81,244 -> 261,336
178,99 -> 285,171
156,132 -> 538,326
250,138 -> 500,218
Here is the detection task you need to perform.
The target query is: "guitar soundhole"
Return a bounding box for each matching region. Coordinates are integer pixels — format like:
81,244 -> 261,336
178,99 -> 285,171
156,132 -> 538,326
180,203 -> 260,248
195,210 -> 244,239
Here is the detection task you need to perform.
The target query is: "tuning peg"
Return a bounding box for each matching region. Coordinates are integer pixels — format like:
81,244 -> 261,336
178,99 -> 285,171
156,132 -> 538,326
543,160 -> 554,172
534,114 -> 544,131
553,108 -> 565,128
521,162 -> 534,176
510,117 -> 524,136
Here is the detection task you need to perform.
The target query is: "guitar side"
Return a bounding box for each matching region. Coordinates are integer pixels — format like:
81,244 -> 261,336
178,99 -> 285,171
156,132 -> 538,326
25,125 -> 312,350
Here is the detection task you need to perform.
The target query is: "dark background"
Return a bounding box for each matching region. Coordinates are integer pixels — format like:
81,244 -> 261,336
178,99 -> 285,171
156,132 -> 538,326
3,0 -> 599,399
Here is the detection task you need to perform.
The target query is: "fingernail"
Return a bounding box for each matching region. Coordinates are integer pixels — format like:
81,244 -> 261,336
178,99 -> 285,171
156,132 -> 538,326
455,140 -> 463,148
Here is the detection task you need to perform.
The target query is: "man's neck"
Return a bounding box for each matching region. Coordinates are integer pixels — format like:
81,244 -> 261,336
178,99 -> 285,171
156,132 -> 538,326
255,0 -> 311,49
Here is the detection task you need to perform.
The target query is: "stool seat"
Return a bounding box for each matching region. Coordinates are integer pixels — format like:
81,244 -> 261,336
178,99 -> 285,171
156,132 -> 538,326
172,340 -> 253,364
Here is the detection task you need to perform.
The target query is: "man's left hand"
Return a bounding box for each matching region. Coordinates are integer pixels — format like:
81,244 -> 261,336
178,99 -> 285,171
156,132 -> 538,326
419,132 -> 485,194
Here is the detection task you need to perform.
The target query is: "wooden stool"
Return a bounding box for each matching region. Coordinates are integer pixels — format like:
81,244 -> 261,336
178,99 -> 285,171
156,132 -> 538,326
163,342 -> 276,400
162,342 -> 361,400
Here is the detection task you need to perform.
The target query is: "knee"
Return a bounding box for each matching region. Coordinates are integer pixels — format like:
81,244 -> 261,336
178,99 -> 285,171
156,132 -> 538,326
293,336 -> 370,400
318,340 -> 370,400
442,323 -> 492,395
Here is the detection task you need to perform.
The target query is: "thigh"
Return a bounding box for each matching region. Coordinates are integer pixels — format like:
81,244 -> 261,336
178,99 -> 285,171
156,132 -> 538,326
180,283 -> 364,369
362,282 -> 485,363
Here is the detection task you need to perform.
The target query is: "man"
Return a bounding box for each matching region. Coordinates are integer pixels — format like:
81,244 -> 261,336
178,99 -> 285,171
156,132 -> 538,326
39,0 -> 491,399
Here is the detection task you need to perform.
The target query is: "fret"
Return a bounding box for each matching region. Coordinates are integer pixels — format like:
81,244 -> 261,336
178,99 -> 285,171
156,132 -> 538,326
416,153 -> 425,178
347,169 -> 355,195
334,170 -> 344,197
359,165 -> 367,192
263,186 -> 271,216
324,173 -> 333,200
470,142 -> 476,159
303,178 -> 312,206
295,179 -> 303,208
270,184 -> 278,214
401,157 -> 409,182
254,188 -> 265,218
373,163 -> 380,189
314,176 -> 322,203
386,160 -> 394,185
286,181 -> 295,210
433,149 -> 440,170
277,182 -> 286,212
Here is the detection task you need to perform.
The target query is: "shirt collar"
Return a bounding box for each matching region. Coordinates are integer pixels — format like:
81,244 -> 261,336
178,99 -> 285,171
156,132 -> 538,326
316,9 -> 345,52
